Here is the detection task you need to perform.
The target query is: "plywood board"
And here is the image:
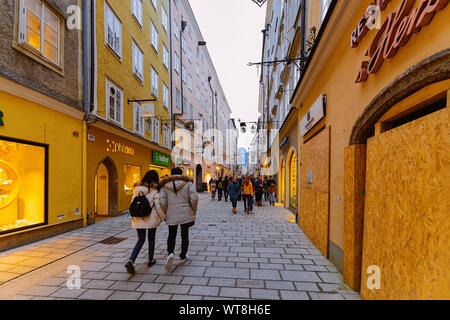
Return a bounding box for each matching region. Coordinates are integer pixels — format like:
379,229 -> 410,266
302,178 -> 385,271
361,108 -> 450,300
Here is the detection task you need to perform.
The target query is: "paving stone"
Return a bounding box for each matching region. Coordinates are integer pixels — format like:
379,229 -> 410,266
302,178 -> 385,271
109,281 -> 141,291
250,269 -> 281,281
181,277 -> 209,285
318,272 -> 343,284
136,283 -> 164,292
279,291 -> 310,300
303,265 -> 328,272
259,263 -> 284,270
83,280 -> 115,290
108,291 -> 143,300
280,271 -> 321,282
78,289 -> 114,300
160,284 -> 191,294
204,267 -> 249,279
154,275 -> 183,284
309,292 -> 345,300
50,288 -> 87,299
190,285 -> 220,296
294,282 -> 321,292
171,266 -> 206,277
19,285 -> 60,297
265,280 -> 295,290
237,279 -> 265,288
220,287 -> 250,298
208,278 -> 236,287
172,294 -> 203,300
139,293 -> 172,300
79,262 -> 110,272
38,277 -> 67,287
251,289 -> 280,300
83,272 -> 110,280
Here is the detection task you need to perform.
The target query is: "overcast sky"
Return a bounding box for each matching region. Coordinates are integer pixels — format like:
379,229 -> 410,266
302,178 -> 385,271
188,0 -> 267,148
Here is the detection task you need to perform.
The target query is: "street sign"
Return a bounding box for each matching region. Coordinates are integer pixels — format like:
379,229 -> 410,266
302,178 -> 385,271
142,103 -> 155,117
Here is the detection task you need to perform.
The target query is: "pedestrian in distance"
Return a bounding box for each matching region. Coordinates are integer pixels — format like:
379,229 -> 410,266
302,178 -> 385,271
209,178 -> 217,200
227,176 -> 242,214
159,167 -> 199,273
267,176 -> 277,206
217,177 -> 224,201
263,176 -> 269,202
254,177 -> 263,207
237,176 -> 243,202
242,176 -> 254,214
125,170 -> 167,275
223,176 -> 229,202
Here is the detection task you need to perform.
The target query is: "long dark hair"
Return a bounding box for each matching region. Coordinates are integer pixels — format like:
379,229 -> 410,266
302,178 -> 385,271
141,170 -> 159,188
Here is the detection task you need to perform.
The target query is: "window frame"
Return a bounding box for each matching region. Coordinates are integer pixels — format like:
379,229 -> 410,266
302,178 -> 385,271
131,0 -> 143,28
132,39 -> 144,82
151,66 -> 159,98
133,102 -> 144,136
152,117 -> 160,144
104,2 -> 122,59
162,82 -> 169,109
150,20 -> 159,53
106,78 -> 123,126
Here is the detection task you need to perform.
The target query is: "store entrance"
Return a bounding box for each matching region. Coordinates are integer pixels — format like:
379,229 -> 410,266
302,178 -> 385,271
94,157 -> 118,218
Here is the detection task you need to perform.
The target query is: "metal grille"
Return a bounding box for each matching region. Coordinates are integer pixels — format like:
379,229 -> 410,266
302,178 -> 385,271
99,237 -> 127,245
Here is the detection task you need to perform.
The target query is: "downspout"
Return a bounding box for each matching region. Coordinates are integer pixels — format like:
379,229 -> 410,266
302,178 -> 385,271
82,0 -> 90,227
168,0 -> 174,154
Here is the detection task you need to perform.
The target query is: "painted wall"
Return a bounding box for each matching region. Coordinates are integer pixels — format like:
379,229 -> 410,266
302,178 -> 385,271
0,90 -> 83,226
295,0 -> 450,253
95,0 -> 170,144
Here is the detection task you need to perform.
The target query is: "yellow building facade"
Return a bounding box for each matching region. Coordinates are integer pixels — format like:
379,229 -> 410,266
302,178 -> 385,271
87,0 -> 172,221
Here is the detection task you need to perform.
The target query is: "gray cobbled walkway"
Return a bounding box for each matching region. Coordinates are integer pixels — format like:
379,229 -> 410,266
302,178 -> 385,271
0,193 -> 360,300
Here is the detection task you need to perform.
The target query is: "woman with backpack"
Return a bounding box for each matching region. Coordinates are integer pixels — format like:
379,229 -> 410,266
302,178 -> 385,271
125,170 -> 166,275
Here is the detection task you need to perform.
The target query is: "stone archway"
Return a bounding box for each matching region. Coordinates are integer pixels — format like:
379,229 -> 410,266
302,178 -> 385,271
95,157 -> 118,218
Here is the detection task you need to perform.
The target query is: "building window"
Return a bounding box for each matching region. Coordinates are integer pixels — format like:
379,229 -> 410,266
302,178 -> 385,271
152,117 -> 160,144
187,47 -> 192,63
196,63 -> 200,76
173,18 -> 179,39
0,138 -> 47,234
151,20 -> 158,53
131,0 -> 143,27
162,82 -> 169,109
124,165 -> 141,195
182,96 -> 187,115
106,79 -> 123,125
104,2 -> 122,58
187,74 -> 192,92
19,0 -> 60,65
133,103 -> 144,135
132,40 -> 143,81
175,88 -> 181,109
196,87 -> 200,101
182,65 -> 186,83
181,35 -> 186,52
161,5 -> 168,33
163,126 -> 170,148
151,0 -> 157,11
189,103 -> 194,120
174,52 -> 180,73
162,44 -> 169,69
151,67 -> 159,98
319,0 -> 332,26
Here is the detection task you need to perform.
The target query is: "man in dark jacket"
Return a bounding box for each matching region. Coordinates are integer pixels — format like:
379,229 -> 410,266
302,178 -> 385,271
227,177 -> 242,214
223,176 -> 229,202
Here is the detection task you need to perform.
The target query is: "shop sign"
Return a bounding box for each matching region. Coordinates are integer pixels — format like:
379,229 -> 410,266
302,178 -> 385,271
353,0 -> 448,83
153,151 -> 171,167
301,95 -> 326,137
87,134 -> 95,142
106,139 -> 135,155
142,103 -> 155,117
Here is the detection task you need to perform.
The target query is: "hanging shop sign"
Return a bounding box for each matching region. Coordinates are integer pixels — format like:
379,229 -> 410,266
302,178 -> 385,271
301,95 -> 326,137
106,139 -> 135,155
153,151 -> 171,167
353,0 -> 449,83
142,103 -> 155,118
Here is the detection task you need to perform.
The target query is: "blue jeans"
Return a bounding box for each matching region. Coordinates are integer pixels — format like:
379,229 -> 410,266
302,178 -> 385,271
129,228 -> 156,263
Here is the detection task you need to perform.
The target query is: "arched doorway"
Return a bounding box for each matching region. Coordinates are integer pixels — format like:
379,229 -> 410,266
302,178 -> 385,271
279,157 -> 285,205
196,164 -> 203,192
94,157 -> 118,218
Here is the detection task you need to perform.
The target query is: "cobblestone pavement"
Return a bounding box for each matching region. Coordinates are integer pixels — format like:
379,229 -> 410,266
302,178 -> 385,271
0,193 -> 360,300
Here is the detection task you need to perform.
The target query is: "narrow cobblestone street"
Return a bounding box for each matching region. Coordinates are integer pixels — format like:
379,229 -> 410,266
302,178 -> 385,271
0,194 -> 359,300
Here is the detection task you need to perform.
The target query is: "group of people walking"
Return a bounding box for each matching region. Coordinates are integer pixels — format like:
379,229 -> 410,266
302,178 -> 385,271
210,175 -> 277,214
125,168 -> 198,275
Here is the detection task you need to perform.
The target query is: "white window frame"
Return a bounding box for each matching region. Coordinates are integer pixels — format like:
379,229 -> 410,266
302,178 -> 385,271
162,44 -> 169,69
196,63 -> 200,76
151,20 -> 159,53
133,103 -> 144,135
151,0 -> 158,11
132,39 -> 144,81
19,0 -> 61,66
319,0 -> 332,26
182,65 -> 186,83
163,126 -> 170,148
162,82 -> 169,109
104,2 -> 122,58
106,79 -> 123,126
131,0 -> 143,28
152,117 -> 160,144
173,18 -> 179,39
174,52 -> 180,73
151,66 -> 159,98
161,5 -> 168,33
187,47 -> 192,63
187,74 -> 192,92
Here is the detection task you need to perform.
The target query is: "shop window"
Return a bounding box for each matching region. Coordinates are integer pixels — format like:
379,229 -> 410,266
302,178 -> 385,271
0,138 -> 46,234
289,153 -> 297,209
124,165 -> 141,195
19,0 -> 61,65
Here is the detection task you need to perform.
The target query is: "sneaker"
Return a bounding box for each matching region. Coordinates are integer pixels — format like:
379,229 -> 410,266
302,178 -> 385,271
179,254 -> 190,264
165,253 -> 174,272
147,260 -> 156,267
125,260 -> 135,275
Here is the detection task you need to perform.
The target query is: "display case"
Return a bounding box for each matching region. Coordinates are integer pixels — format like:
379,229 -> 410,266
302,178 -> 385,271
0,138 -> 46,234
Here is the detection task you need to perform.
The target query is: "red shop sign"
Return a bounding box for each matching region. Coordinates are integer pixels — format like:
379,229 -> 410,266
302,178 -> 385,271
353,0 -> 448,83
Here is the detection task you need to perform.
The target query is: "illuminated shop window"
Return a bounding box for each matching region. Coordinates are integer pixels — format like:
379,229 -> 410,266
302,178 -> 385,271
289,153 -> 297,209
124,165 -> 141,195
0,139 -> 46,234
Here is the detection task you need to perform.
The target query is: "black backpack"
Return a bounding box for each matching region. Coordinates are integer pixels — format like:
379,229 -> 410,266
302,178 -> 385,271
129,192 -> 152,219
